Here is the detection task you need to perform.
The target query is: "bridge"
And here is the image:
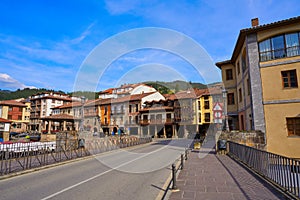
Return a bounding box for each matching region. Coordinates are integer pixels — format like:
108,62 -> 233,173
0,137 -> 299,200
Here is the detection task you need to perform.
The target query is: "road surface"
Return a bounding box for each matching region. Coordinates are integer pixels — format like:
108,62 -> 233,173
0,139 -> 191,200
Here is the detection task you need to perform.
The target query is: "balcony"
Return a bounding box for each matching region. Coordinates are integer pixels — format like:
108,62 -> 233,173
140,118 -> 174,125
111,109 -> 125,115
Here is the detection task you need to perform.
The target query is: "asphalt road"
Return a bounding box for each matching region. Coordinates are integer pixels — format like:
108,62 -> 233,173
0,139 -> 192,200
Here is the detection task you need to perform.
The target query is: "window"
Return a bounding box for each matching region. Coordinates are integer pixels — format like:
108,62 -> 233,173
8,115 -> 12,120
18,115 -> 22,120
227,93 -> 235,105
238,88 -> 242,102
247,79 -> 251,95
237,62 -> 240,75
272,35 -> 285,59
241,50 -> 247,73
129,105 -> 132,113
226,69 -> 233,80
204,100 -> 210,109
129,116 -> 132,124
104,107 -> 108,115
285,33 -> 300,57
198,101 -> 201,110
259,39 -> 272,61
287,118 -> 300,136
19,107 -> 23,112
204,113 -> 210,122
281,70 -> 298,88
136,104 -> 139,112
8,106 -> 12,111
259,32 -> 300,61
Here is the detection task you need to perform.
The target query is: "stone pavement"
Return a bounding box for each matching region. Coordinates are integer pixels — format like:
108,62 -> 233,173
168,151 -> 287,200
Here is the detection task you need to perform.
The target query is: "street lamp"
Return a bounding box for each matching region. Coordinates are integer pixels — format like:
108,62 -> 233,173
222,89 -> 229,131
80,96 -> 86,132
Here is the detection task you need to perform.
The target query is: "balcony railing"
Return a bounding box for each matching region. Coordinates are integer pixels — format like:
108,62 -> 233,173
228,141 -> 300,199
140,119 -> 174,125
111,110 -> 125,115
260,46 -> 300,62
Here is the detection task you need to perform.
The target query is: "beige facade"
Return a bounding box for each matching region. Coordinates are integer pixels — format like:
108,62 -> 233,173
216,17 -> 300,158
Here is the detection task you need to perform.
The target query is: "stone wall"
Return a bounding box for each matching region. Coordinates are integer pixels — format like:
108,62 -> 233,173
218,130 -> 266,149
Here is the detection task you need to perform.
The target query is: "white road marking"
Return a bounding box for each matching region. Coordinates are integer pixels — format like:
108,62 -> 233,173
41,144 -> 169,200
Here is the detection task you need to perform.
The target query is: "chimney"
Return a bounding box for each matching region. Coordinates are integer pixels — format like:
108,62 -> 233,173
251,18 -> 259,27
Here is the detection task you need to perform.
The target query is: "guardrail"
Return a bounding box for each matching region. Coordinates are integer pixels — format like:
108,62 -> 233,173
228,141 -> 300,199
0,136 -> 152,175
161,148 -> 189,200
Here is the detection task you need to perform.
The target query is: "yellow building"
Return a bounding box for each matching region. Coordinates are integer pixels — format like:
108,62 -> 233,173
0,99 -> 30,133
216,17 -> 300,158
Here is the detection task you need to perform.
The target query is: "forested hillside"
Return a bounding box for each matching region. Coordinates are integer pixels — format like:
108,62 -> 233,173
0,88 -> 98,101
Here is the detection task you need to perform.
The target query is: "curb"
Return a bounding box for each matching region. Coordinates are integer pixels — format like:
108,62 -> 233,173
155,155 -> 182,200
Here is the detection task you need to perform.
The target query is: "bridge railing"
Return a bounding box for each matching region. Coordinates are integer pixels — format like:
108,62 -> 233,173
228,141 -> 300,199
0,136 -> 152,175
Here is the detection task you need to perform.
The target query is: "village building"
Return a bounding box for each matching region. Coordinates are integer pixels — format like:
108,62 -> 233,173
216,17 -> 300,158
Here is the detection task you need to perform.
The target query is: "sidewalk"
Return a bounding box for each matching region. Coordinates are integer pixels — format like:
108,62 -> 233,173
168,151 -> 287,200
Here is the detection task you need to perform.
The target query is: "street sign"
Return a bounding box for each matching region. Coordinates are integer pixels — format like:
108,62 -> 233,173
213,102 -> 223,124
212,102 -> 223,111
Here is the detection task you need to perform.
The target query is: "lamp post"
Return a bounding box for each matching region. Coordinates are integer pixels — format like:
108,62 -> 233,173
80,96 -> 86,132
222,89 -> 229,131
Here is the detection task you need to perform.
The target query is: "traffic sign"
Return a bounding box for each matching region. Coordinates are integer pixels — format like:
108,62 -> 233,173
212,102 -> 223,111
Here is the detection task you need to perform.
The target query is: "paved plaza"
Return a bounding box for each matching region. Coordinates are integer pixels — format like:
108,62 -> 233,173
168,151 -> 287,200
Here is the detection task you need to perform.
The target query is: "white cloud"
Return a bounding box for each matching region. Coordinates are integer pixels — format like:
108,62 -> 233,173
0,73 -> 36,90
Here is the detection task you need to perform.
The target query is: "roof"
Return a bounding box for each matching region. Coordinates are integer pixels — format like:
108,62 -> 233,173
0,118 -> 12,123
216,16 -> 300,66
215,60 -> 232,69
163,94 -> 176,101
53,101 -> 82,109
110,92 -> 156,104
84,99 -> 101,107
98,88 -> 114,95
175,90 -> 198,99
42,114 -> 80,120
0,100 -> 27,107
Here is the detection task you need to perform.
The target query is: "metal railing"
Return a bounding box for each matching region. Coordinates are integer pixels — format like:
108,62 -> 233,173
0,136 -> 152,175
228,141 -> 300,199
161,148 -> 189,199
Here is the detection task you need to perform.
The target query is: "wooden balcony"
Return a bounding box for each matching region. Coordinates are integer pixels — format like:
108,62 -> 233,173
140,118 -> 174,125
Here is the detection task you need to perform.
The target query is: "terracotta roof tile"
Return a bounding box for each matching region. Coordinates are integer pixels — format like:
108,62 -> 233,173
0,118 -> 12,123
0,100 -> 27,107
53,101 -> 82,109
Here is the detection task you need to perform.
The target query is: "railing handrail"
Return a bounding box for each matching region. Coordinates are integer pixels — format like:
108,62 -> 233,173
227,141 -> 300,199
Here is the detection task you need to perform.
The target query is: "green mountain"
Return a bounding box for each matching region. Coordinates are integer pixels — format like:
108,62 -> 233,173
144,80 -> 208,94
0,88 -> 98,101
0,88 -> 62,101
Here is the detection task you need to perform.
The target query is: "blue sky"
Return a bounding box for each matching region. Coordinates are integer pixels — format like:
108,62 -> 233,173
1,0 -> 300,92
